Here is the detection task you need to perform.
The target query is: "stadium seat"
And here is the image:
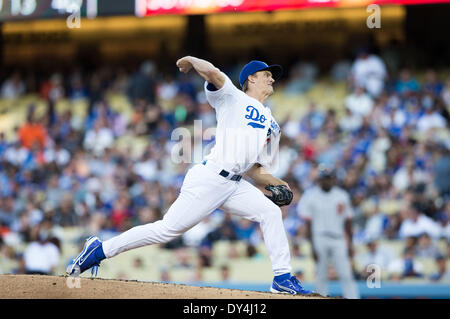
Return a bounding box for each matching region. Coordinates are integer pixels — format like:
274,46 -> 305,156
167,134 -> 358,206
379,240 -> 404,258
416,257 -> 437,276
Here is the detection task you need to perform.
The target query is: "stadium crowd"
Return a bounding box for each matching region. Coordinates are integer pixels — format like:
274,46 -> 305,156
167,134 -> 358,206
0,49 -> 449,283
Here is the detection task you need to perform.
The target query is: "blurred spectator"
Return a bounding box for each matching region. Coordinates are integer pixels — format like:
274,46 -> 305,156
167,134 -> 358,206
68,72 -> 89,100
417,102 -> 447,133
177,73 -> 197,102
156,74 -> 178,101
423,69 -> 443,96
52,194 -> 79,227
429,255 -> 450,282
182,214 -> 221,247
132,257 -> 144,270
339,108 -> 362,133
220,264 -> 230,282
134,207 -> 161,226
18,111 -> 48,150
203,213 -> 238,244
330,60 -> 352,82
233,219 -> 259,244
111,194 -> 132,231
415,233 -> 440,258
437,200 -> 450,240
362,203 -> 389,241
350,47 -> 387,97
23,222 -> 60,275
127,60 -> 156,104
367,128 -> 391,173
433,146 -> 450,198
442,76 -> 450,107
387,247 -> 424,281
246,243 -> 263,259
299,102 -> 324,139
435,97 -> 450,123
395,69 -> 419,96
0,54 -> 450,285
284,61 -> 318,95
380,39 -> 401,74
291,242 -> 306,258
447,241 -> 450,259
159,267 -> 171,282
399,202 -> 441,239
198,244 -> 213,267
44,141 -> 71,168
1,72 -> 25,99
83,119 -> 114,156
392,157 -> 428,193
40,73 -> 65,102
358,238 -> 395,279
345,86 -> 374,118
87,73 -> 104,114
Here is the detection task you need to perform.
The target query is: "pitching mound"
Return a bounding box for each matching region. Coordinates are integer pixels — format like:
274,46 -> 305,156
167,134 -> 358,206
0,275 -> 325,299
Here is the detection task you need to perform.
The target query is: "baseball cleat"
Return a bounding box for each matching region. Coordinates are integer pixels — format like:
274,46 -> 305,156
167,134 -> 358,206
270,274 -> 312,295
66,236 -> 105,277
290,275 -> 312,294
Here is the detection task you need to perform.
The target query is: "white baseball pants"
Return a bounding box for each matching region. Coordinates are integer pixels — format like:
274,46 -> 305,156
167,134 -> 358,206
313,235 -> 360,299
102,162 -> 292,276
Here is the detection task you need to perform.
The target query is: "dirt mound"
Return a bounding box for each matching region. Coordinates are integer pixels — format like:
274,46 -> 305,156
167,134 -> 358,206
0,275 -> 324,299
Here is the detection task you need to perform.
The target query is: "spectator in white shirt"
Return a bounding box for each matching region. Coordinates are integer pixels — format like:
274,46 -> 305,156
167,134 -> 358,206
399,202 -> 442,240
339,108 -> 362,133
363,202 -> 388,241
417,104 -> 447,133
156,74 -> 179,101
437,200 -> 450,241
367,128 -> 391,173
358,238 -> 396,279
387,247 -> 424,281
24,226 -> 60,275
3,142 -> 29,167
44,142 -> 71,167
83,119 -> 115,156
392,157 -> 429,193
350,48 -> 387,98
380,107 -> 407,130
345,86 -> 374,118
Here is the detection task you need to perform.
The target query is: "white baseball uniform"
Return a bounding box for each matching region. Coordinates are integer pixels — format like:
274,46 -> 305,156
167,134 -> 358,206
102,72 -> 292,276
297,185 -> 360,299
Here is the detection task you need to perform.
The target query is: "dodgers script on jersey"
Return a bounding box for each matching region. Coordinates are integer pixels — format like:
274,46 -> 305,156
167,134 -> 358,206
204,73 -> 281,175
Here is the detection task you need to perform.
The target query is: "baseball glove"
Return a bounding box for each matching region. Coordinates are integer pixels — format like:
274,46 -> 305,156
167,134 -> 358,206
264,185 -> 293,207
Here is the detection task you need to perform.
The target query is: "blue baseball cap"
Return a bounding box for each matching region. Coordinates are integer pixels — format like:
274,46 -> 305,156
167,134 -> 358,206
239,60 -> 283,88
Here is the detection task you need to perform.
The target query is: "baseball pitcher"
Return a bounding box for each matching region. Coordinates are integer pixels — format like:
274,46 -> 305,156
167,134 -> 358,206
67,57 -> 311,295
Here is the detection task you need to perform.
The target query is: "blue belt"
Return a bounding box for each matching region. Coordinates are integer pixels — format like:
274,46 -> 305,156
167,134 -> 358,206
202,160 -> 242,182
